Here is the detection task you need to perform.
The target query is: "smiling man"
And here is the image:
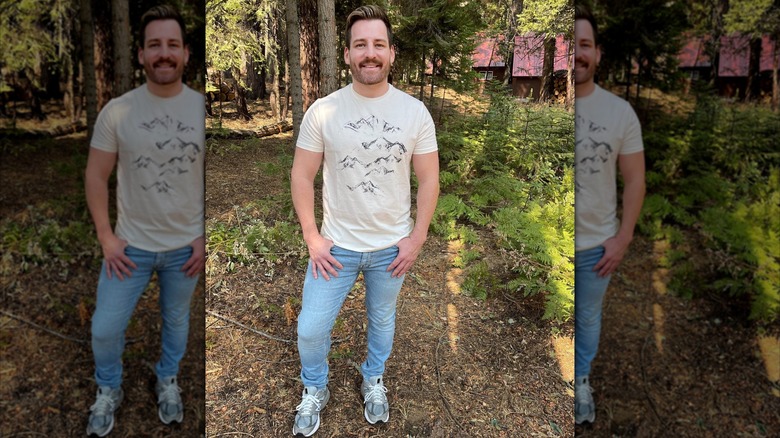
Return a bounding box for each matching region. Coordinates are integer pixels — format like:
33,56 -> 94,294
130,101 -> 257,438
289,4 -> 439,436
84,5 -> 204,436
574,3 -> 646,426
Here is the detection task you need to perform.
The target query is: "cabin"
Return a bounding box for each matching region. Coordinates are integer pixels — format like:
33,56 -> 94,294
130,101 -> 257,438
678,34 -> 778,98
472,34 -> 572,99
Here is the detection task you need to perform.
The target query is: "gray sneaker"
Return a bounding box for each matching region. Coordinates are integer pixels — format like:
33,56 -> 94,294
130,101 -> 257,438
86,386 -> 123,437
293,386 -> 330,436
575,376 -> 595,424
155,376 -> 184,424
361,376 -> 389,424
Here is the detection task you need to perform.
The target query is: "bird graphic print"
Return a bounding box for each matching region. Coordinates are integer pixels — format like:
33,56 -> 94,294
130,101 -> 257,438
339,115 -> 407,196
133,114 -> 201,194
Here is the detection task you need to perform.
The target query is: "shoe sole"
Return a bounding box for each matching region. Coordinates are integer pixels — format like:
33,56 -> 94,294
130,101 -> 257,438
575,413 -> 595,425
86,416 -> 114,437
159,410 -> 184,425
364,409 -> 389,425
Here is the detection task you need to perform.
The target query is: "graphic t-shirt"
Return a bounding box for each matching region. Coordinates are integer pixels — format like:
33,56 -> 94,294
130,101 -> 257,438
91,84 -> 205,252
297,84 -> 438,252
575,84 -> 643,251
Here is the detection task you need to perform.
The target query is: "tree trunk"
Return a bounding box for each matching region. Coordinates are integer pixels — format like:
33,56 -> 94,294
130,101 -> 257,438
773,36 -> 779,112
93,1 -> 114,110
418,51 -> 426,101
566,40 -> 574,107
232,71 -> 252,121
286,0 -> 304,140
317,0 -> 338,97
111,0 -> 131,96
745,36 -> 761,102
299,0 -> 319,108
539,36 -> 555,102
80,0 -> 98,139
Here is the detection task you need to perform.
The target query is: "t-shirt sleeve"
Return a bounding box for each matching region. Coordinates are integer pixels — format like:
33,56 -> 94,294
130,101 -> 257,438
413,105 -> 438,154
619,103 -> 643,155
90,100 -> 118,153
296,103 -> 324,153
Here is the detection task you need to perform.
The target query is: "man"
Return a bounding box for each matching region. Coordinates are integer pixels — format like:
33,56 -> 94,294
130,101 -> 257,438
574,4 -> 646,425
289,5 -> 439,436
84,5 -> 204,436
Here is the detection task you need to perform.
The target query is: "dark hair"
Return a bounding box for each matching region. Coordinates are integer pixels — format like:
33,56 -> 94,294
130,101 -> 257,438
140,5 -> 187,47
575,3 -> 598,45
345,5 -> 393,48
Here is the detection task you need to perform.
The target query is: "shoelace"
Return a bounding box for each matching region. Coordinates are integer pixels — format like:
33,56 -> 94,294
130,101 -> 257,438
575,382 -> 593,402
158,381 -> 182,405
90,391 -> 117,414
363,382 -> 388,404
295,392 -> 322,415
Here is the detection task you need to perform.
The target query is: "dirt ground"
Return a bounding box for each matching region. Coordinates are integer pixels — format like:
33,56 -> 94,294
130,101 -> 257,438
575,236 -> 780,437
204,96 -> 576,437
0,124 -> 205,436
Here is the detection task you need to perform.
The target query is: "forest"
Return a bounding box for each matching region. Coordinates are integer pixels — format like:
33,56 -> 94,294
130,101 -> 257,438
0,0 -> 777,436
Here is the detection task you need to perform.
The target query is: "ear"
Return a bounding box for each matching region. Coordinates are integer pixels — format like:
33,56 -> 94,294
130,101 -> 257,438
184,44 -> 190,65
344,46 -> 350,65
138,46 -> 144,66
390,45 -> 395,65
596,45 -> 601,65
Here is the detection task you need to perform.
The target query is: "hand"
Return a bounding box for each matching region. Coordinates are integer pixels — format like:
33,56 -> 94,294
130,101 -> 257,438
593,234 -> 632,277
99,233 -> 137,280
181,235 -> 205,278
387,235 -> 425,278
306,234 -> 343,281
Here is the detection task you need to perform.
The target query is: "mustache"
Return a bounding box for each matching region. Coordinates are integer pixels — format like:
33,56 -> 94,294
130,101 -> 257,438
152,59 -> 177,68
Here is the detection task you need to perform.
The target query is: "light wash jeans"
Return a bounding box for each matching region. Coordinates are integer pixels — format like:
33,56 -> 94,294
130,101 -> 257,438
91,245 -> 199,388
575,245 -> 612,378
297,244 -> 405,388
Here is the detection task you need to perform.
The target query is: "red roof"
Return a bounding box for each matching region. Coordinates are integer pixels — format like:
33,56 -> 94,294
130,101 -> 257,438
472,38 -> 506,68
678,35 -> 777,77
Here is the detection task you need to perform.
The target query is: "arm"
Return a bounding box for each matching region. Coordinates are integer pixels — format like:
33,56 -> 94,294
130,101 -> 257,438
291,147 -> 343,280
388,151 -> 440,277
594,151 -> 646,277
84,147 -> 137,280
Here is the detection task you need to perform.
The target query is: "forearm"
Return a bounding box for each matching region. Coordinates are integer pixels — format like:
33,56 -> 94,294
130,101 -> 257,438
410,178 -> 439,243
291,174 -> 320,242
617,178 -> 645,241
84,172 -> 114,242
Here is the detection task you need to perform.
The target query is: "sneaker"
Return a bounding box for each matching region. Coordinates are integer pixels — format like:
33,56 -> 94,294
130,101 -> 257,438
361,376 -> 389,424
292,386 -> 330,437
86,386 -> 123,437
575,376 -> 595,424
155,376 -> 184,425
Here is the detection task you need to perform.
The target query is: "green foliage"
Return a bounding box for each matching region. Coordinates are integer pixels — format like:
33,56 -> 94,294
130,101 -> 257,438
433,91 -> 574,322
641,96 -> 780,322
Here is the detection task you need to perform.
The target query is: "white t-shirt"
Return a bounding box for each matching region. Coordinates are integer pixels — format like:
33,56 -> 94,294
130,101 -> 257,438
575,84 -> 643,251
91,84 -> 205,252
297,84 -> 438,252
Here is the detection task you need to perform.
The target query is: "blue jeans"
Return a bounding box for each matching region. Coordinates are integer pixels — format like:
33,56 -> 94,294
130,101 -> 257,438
91,245 -> 199,388
297,245 -> 405,388
575,246 -> 612,378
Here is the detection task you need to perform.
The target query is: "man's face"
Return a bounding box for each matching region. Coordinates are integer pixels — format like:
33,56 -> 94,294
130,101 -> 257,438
344,19 -> 395,86
575,19 -> 600,86
138,19 -> 189,87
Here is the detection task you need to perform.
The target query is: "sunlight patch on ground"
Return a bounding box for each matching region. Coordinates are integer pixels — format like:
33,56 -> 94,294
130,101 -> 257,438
446,303 -> 460,354
651,239 -> 670,354
757,335 -> 780,397
551,335 -> 574,385
652,304 -> 666,354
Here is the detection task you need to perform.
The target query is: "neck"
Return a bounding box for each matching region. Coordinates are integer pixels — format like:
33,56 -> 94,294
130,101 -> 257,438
352,81 -> 389,98
147,81 -> 184,98
575,81 -> 596,98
